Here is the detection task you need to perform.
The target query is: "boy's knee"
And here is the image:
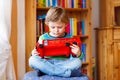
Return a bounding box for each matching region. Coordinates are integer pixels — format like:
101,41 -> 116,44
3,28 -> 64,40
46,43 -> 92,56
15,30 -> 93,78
74,58 -> 82,67
29,56 -> 38,67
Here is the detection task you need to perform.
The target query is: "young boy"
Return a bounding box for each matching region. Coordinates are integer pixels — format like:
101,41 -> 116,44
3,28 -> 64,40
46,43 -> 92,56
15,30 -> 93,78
29,7 -> 82,77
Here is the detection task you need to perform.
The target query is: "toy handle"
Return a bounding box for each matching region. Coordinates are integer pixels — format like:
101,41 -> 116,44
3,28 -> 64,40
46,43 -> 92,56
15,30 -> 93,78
66,42 -> 71,57
36,43 -> 44,58
39,44 -> 44,58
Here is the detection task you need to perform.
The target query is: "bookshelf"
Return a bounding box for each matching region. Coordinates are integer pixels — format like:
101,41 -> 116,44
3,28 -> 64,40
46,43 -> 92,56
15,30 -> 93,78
25,0 -> 92,79
95,0 -> 120,80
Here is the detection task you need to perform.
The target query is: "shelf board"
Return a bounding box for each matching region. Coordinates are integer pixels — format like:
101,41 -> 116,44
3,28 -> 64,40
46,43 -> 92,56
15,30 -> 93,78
80,35 -> 88,38
113,25 -> 120,28
113,39 -> 120,42
37,7 -> 88,12
114,2 -> 120,7
73,35 -> 88,38
82,62 -> 89,65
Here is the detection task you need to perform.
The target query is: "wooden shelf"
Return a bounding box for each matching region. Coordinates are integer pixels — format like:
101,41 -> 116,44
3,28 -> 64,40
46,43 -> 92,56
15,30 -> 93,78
37,7 -> 89,12
80,35 -> 88,38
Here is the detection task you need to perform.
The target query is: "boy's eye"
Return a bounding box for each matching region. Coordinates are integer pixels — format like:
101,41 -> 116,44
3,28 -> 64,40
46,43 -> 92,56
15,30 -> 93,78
51,26 -> 55,29
58,26 -> 62,28
50,26 -> 62,29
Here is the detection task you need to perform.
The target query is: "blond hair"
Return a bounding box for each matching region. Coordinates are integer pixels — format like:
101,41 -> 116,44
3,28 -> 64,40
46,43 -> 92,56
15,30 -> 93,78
45,7 -> 69,25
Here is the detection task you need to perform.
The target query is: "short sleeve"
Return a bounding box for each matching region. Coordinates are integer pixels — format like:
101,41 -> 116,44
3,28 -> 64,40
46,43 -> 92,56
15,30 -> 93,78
38,35 -> 44,44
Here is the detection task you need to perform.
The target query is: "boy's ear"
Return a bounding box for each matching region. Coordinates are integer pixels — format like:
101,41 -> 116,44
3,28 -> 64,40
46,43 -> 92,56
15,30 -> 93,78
64,23 -> 67,27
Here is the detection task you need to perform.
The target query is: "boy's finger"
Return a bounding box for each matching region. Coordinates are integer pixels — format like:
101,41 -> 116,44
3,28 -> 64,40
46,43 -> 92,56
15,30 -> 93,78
71,44 -> 79,48
70,45 -> 74,48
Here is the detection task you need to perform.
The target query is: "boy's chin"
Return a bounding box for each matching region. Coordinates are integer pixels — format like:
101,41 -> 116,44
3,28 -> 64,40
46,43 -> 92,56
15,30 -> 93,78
53,35 -> 61,37
49,33 -> 63,37
53,34 -> 63,37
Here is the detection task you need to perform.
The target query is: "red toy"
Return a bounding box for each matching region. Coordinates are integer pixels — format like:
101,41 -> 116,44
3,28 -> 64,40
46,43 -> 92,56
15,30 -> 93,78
36,37 -> 81,58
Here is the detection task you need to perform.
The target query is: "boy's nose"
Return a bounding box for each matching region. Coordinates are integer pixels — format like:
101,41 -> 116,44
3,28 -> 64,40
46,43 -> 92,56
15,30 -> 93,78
55,28 -> 59,32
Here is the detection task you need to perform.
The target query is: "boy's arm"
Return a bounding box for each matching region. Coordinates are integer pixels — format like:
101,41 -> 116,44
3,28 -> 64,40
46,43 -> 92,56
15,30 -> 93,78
31,48 -> 40,56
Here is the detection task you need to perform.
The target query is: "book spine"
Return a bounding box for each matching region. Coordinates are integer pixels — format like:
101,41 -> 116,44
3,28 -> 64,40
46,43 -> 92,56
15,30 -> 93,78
81,43 -> 86,62
61,0 -> 65,8
73,18 -> 77,36
77,21 -> 82,35
82,0 -> 86,8
69,18 -> 73,36
81,20 -> 85,35
52,0 -> 58,7
71,0 -> 74,8
46,0 -> 48,7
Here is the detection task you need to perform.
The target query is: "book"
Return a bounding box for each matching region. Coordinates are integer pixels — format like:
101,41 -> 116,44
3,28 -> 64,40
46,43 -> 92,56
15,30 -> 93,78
82,0 -> 86,8
37,14 -> 48,34
73,18 -> 77,36
69,18 -> 73,36
52,0 -> 58,7
38,0 -> 46,7
77,20 -> 82,35
81,20 -> 85,35
81,43 -> 86,62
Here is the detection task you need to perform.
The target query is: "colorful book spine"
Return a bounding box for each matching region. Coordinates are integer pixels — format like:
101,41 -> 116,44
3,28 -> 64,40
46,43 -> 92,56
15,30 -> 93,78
82,0 -> 86,8
71,0 -> 74,8
46,0 -> 50,7
68,0 -> 72,8
37,14 -> 47,34
81,43 -> 86,62
47,0 -> 51,7
52,0 -> 58,7
78,0 -> 82,8
57,0 -> 61,7
74,0 -> 78,8
61,0 -> 65,8
69,18 -> 73,36
81,20 -> 85,35
73,18 -> 77,36
36,0 -> 87,8
49,0 -> 53,7
77,21 -> 82,35
38,0 -> 46,7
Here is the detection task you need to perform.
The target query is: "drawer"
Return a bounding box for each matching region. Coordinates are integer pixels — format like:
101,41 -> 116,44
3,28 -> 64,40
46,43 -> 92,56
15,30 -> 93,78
114,29 -> 120,39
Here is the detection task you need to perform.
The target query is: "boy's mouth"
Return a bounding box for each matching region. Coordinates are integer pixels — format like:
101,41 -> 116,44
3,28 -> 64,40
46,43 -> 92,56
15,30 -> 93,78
53,33 -> 59,35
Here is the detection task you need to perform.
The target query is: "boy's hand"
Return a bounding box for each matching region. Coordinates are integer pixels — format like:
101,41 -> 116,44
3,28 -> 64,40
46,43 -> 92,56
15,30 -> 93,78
31,48 -> 40,56
70,44 -> 81,57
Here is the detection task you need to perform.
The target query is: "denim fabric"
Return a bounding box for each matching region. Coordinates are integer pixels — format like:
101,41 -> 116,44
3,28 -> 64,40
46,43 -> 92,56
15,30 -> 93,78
29,55 -> 82,77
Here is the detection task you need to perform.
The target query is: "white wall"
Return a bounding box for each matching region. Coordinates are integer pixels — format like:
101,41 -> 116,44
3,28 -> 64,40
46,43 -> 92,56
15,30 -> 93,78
17,0 -> 25,80
92,0 -> 100,57
92,0 -> 100,80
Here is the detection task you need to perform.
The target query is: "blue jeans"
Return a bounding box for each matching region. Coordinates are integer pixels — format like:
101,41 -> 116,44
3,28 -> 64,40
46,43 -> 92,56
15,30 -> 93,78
29,55 -> 82,77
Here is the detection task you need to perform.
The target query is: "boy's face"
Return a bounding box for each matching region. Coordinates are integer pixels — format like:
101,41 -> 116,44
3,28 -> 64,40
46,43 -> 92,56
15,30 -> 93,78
48,21 -> 66,37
